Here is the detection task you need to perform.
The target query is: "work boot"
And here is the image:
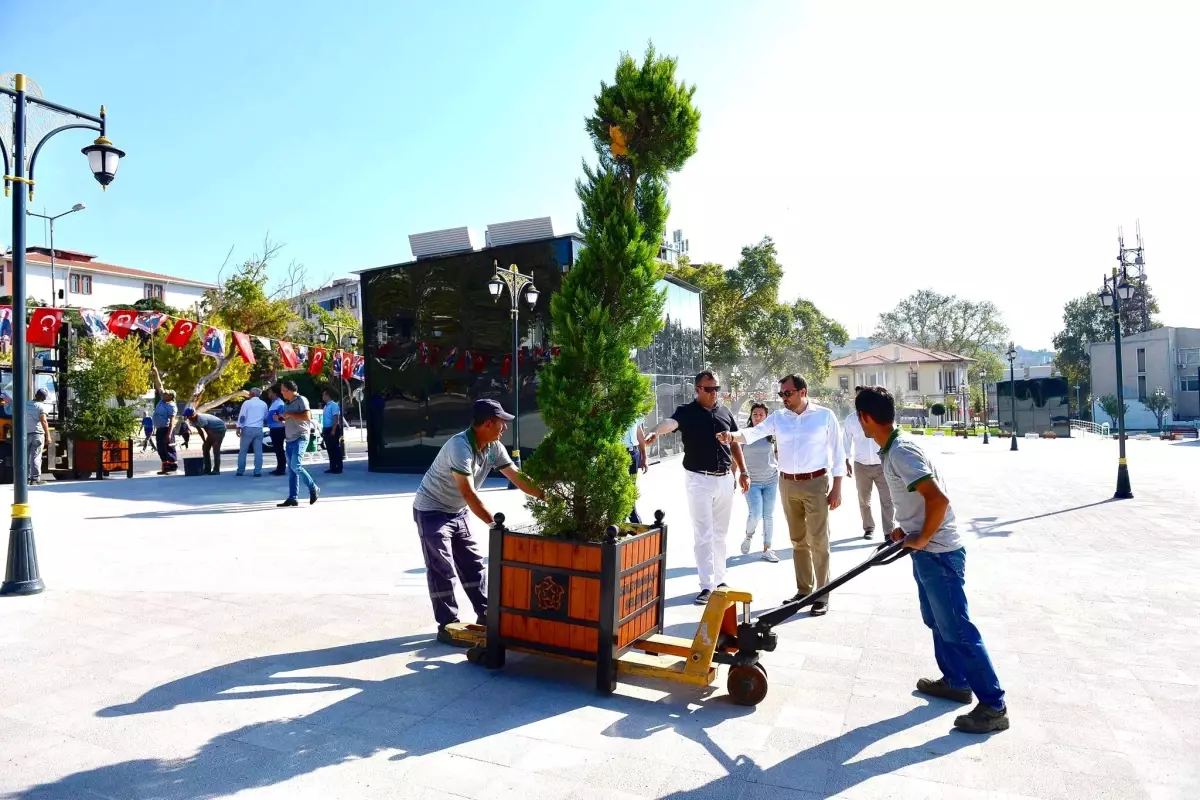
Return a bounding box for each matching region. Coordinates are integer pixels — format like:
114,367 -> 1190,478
917,677 -> 973,704
437,627 -> 469,647
954,702 -> 1010,733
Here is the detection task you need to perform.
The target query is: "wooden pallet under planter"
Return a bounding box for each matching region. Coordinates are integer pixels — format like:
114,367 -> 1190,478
484,511 -> 668,693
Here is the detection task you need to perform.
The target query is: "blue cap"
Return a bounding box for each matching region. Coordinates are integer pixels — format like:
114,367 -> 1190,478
472,398 -> 514,423
183,407 -> 196,417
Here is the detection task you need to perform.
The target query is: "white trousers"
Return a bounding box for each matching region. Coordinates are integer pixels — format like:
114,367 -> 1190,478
684,470 -> 736,591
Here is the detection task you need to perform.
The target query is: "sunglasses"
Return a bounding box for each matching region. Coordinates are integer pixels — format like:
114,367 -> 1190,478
778,389 -> 802,398
698,386 -> 721,393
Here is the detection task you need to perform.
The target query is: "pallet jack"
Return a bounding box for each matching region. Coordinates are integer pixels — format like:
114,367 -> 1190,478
445,539 -> 910,705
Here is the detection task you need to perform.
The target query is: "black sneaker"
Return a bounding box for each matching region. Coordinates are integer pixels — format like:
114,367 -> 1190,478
917,677 -> 973,704
309,486 -> 320,505
694,589 -> 712,606
277,498 -> 299,508
811,600 -> 829,616
954,702 -> 1010,733
863,529 -> 874,540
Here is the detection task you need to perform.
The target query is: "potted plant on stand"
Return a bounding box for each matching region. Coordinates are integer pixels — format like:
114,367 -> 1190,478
64,336 -> 146,479
483,45 -> 700,693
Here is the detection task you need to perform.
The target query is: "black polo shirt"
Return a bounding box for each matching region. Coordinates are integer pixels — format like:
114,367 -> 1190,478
670,400 -> 738,474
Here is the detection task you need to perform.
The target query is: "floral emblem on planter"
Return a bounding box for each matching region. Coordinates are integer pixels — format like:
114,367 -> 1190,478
534,575 -> 566,612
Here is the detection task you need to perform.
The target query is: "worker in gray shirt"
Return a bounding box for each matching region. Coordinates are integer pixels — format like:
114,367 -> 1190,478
183,408 -> 228,475
26,389 -> 51,486
855,386 -> 1008,735
277,379 -> 319,507
413,399 -> 543,644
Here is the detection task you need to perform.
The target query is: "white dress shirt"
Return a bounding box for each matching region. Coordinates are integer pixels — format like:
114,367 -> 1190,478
238,396 -> 268,429
842,411 -> 881,466
740,402 -> 846,478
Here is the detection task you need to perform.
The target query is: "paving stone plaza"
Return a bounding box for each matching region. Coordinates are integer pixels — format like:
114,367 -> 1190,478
1,434 -> 1197,799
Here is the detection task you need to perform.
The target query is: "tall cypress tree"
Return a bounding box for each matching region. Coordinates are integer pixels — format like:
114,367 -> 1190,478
525,45 -> 700,540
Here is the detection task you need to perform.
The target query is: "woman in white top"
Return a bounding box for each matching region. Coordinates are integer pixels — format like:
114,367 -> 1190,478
739,403 -> 780,562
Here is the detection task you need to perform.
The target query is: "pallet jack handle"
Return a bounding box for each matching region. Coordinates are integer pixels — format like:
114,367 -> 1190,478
752,540 -> 911,631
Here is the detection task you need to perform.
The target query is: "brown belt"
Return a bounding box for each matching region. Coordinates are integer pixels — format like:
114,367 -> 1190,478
780,468 -> 827,481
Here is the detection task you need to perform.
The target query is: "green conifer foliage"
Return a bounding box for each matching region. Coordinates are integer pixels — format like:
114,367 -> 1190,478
524,45 -> 700,540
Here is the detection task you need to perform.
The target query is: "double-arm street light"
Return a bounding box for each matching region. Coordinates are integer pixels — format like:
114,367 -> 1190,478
488,261 -> 538,473
1099,266 -> 1134,499
979,367 -> 989,444
27,203 -> 85,307
1,73 -> 125,597
1005,343 -> 1018,452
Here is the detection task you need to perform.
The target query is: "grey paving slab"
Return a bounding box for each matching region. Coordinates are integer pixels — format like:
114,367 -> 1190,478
1,435 -> 1198,799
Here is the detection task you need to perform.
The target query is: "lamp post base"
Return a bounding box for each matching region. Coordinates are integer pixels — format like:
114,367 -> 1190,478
982,430 -> 989,444
1010,433 -> 1018,451
0,517 -> 44,597
1114,462 -> 1133,500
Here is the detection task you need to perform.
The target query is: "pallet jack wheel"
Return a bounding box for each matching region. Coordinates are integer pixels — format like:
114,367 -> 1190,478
727,663 -> 769,706
466,644 -> 486,664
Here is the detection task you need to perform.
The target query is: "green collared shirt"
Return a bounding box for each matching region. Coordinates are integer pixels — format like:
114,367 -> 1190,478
879,429 -> 962,553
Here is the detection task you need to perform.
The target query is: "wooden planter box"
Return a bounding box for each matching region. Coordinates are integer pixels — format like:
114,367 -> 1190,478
484,512 -> 668,693
72,438 -> 135,480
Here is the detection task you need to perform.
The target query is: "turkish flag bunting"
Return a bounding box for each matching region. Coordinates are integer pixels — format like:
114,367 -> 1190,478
278,341 -> 300,370
340,351 -> 354,379
308,347 -> 327,376
164,318 -> 198,348
232,331 -> 256,365
107,309 -> 137,339
27,308 -> 64,348
472,353 -> 486,373
501,354 -> 511,377
418,341 -> 429,365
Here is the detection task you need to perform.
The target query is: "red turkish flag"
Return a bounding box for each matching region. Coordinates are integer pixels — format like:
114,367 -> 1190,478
340,350 -> 353,379
232,331 -> 256,365
472,353 -> 486,373
27,308 -> 64,347
107,309 -> 137,339
164,318 -> 198,348
277,341 -> 299,370
501,354 -> 511,377
308,347 -> 327,376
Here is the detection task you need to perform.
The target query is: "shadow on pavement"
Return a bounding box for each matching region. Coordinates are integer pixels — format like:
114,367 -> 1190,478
968,497 -> 1118,537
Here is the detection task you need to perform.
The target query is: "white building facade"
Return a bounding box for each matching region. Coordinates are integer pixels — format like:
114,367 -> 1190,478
288,277 -> 361,323
1,247 -> 214,312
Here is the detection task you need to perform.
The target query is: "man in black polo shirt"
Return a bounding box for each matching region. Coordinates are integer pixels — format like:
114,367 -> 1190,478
651,371 -> 750,605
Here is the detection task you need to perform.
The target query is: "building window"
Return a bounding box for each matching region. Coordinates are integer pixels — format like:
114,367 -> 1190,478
348,292 -> 358,309
908,372 -> 919,391
938,371 -> 942,390
1137,375 -> 1147,401
70,274 -> 92,295
1136,348 -> 1146,373
1183,376 -> 1200,392
838,375 -> 849,392
144,283 -> 164,300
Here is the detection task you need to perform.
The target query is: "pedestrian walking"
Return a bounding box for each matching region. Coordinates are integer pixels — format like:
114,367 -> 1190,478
184,408 -> 228,475
320,389 -> 344,474
651,371 -> 750,605
277,380 -> 319,507
739,402 -> 780,562
153,391 -> 179,475
266,387 -> 287,476
236,388 -> 267,477
622,418 -> 649,524
719,375 -> 845,616
855,386 -> 1009,733
413,399 -> 543,644
26,389 -> 51,486
140,412 -> 153,451
844,386 -> 894,540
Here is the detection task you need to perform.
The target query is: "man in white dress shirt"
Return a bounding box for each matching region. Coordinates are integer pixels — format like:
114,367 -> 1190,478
843,386 -> 895,541
718,374 -> 845,615
236,388 -> 268,477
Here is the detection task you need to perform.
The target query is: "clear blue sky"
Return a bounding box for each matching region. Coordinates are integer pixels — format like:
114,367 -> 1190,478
8,1 -> 778,283
7,2 -> 1200,349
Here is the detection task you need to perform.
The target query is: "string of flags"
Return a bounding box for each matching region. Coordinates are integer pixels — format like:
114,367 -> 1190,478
2,305 -> 365,382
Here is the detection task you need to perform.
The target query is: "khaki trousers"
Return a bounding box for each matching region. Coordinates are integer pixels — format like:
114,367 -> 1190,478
780,474 -> 831,595
853,462 -> 895,534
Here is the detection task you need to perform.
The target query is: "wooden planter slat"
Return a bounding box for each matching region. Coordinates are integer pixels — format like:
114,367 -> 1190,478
485,515 -> 668,693
71,438 -> 135,480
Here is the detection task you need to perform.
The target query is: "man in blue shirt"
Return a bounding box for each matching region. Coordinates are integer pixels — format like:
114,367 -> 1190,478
320,388 -> 343,474
266,386 -> 287,476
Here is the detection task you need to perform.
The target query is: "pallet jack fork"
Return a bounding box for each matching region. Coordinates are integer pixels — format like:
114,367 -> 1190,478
445,540 -> 910,706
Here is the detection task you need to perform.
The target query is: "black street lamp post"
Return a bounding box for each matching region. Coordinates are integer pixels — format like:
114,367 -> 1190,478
1099,266 -> 1133,499
1,73 -> 125,597
315,323 -> 360,450
488,261 -> 538,478
980,368 -> 989,444
1006,343 -> 1018,451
